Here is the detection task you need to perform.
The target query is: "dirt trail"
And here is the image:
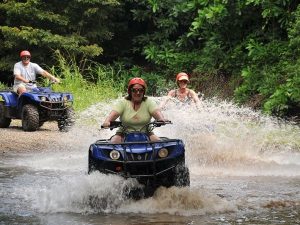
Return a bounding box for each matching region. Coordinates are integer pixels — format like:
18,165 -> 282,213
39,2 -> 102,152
0,119 -> 100,154
0,121 -> 64,153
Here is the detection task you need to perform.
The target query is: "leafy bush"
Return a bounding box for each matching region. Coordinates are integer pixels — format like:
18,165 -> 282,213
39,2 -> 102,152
50,53 -> 125,111
264,61 -> 300,116
0,82 -> 7,90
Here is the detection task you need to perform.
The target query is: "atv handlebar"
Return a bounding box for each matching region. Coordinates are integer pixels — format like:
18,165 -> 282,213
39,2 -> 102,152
101,120 -> 172,131
100,121 -> 122,130
150,120 -> 172,127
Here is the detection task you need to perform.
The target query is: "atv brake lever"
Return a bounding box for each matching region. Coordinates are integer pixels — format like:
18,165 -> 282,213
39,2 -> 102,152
155,120 -> 172,125
100,125 -> 115,131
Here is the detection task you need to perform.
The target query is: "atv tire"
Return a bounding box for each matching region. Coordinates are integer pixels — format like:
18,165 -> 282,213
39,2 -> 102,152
0,102 -> 11,128
88,153 -> 97,174
22,104 -> 39,131
39,121 -> 44,127
58,107 -> 75,132
174,162 -> 190,187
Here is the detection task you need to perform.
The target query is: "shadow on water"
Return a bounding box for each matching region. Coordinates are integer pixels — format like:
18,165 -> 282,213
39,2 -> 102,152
1,97 -> 300,224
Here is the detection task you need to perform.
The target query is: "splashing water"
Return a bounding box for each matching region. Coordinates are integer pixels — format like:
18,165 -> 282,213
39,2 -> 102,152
155,97 -> 300,177
1,96 -> 300,223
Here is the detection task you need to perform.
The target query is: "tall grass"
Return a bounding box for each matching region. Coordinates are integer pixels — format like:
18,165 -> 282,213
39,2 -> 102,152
50,52 -> 128,112
0,82 -> 7,90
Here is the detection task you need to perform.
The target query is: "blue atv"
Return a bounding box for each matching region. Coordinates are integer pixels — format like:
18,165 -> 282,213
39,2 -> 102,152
0,82 -> 74,132
88,121 -> 190,198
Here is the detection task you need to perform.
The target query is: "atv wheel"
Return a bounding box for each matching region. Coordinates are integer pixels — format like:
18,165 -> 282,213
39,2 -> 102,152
22,104 -> 39,131
58,107 -> 75,132
174,162 -> 190,187
0,102 -> 11,128
39,121 -> 44,127
88,153 -> 97,174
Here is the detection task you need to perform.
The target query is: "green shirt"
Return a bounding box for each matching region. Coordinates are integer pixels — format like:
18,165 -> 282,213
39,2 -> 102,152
113,98 -> 158,132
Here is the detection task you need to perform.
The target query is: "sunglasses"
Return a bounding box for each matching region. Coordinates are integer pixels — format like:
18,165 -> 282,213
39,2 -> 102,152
178,80 -> 188,83
22,56 -> 31,60
131,88 -> 145,94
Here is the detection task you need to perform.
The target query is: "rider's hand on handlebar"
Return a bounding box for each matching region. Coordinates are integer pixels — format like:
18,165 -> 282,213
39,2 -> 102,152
101,121 -> 110,129
157,118 -> 171,123
52,77 -> 60,83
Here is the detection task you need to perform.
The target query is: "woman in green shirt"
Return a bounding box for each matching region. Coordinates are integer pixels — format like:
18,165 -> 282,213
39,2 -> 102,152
102,77 -> 167,143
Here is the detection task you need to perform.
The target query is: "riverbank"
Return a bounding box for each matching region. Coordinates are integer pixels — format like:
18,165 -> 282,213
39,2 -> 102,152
0,120 -> 99,154
0,121 -> 64,153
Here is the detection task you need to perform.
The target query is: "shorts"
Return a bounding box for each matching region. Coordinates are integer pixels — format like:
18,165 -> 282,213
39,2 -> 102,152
13,83 -> 37,93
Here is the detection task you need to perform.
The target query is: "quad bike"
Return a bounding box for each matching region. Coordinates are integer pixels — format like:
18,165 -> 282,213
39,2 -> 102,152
0,82 -> 74,132
88,120 -> 190,198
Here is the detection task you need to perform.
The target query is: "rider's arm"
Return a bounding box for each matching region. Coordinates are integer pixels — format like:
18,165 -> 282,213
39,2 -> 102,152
159,90 -> 175,110
189,89 -> 202,109
41,70 -> 60,83
15,74 -> 30,83
102,110 -> 120,128
190,90 -> 200,103
152,109 -> 167,122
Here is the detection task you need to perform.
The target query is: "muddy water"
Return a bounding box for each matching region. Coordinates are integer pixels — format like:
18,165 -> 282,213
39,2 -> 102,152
1,97 -> 300,225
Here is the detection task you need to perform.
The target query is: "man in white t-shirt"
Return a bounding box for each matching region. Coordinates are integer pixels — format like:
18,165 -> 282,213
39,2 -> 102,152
13,50 -> 60,95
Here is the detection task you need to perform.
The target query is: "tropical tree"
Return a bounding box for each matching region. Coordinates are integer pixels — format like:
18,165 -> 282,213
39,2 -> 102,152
0,0 -> 120,72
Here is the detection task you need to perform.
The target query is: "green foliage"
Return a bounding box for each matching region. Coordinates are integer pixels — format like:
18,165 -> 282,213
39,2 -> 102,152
194,36 -> 227,75
0,0 -> 300,119
0,82 -> 7,90
128,0 -> 300,118
50,52 -> 124,111
288,3 -> 300,55
188,1 -> 228,37
263,61 -> 300,115
234,4 -> 300,116
143,44 -> 200,76
0,0 -> 120,71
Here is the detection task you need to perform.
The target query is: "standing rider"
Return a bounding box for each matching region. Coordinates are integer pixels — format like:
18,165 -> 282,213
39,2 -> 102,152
102,77 -> 167,143
160,72 -> 200,109
13,50 -> 60,95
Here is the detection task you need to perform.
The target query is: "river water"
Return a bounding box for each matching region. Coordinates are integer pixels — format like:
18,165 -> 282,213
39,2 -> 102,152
1,98 -> 300,225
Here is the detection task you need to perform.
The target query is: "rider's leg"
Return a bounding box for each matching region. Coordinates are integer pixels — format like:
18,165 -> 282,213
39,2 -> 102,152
149,134 -> 161,141
110,133 -> 124,143
13,84 -> 27,96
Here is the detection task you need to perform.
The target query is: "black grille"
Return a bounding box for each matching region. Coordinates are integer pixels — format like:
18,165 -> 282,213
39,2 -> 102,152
126,152 -> 151,161
41,102 -> 65,110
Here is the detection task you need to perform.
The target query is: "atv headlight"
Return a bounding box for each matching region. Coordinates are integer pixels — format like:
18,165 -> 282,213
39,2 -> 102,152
39,96 -> 47,101
158,148 -> 168,158
63,96 -> 69,102
63,96 -> 73,106
109,150 -> 120,160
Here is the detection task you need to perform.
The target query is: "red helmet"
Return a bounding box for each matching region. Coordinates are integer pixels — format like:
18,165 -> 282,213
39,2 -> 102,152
176,72 -> 189,82
20,50 -> 31,58
127,77 -> 147,94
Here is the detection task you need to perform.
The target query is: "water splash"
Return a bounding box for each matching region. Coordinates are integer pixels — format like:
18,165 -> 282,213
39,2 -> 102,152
154,97 -> 300,176
4,96 -> 300,217
25,171 -> 235,215
73,96 -> 300,176
117,186 -> 236,216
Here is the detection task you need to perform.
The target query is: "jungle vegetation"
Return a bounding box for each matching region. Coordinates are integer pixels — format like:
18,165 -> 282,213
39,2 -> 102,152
0,0 -> 299,118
